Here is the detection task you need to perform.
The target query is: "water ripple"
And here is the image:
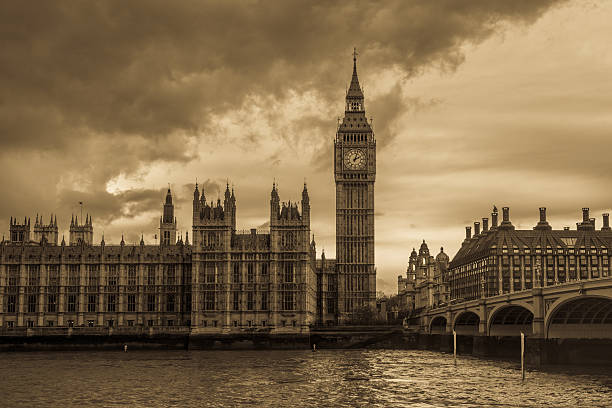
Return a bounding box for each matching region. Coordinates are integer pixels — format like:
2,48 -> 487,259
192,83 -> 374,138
1,349 -> 612,407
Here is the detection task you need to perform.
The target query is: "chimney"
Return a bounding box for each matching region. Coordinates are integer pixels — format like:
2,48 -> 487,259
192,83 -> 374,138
602,213 -> 610,231
539,207 -> 547,223
499,207 -> 514,229
482,218 -> 489,232
582,208 -> 590,223
578,208 -> 595,231
563,226 -> 570,231
491,209 -> 498,228
474,222 -> 480,235
535,207 -> 552,230
465,226 -> 471,240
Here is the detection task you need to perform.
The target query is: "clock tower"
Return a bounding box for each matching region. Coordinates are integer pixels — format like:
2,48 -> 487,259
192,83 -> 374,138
334,50 -> 376,322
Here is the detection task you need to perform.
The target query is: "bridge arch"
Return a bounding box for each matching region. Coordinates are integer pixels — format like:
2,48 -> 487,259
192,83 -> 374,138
488,305 -> 534,336
453,311 -> 480,335
430,316 -> 447,334
547,295 -> 612,339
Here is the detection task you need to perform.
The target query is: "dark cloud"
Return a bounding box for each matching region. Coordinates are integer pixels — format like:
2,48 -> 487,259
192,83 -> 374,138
1,0 -> 565,153
58,187 -> 165,223
0,0 -> 574,290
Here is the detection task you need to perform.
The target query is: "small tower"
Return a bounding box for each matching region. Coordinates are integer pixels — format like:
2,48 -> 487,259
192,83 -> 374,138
192,182 -> 233,249
270,183 -> 310,253
301,182 -> 310,229
270,182 -> 280,221
69,214 -> 93,245
33,214 -> 59,245
9,216 -> 30,243
223,183 -> 237,231
160,187 -> 177,246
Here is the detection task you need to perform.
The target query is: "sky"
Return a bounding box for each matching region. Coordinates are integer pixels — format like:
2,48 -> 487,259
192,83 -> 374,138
1,0 -> 611,294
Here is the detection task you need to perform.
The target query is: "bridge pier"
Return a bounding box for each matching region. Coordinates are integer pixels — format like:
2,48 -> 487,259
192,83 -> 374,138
472,335 -> 487,358
531,288 -> 545,338
439,333 -> 453,352
478,300 -> 487,335
445,311 -> 452,334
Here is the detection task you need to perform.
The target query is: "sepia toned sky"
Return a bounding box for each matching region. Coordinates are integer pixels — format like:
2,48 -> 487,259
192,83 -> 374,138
2,1 -> 611,294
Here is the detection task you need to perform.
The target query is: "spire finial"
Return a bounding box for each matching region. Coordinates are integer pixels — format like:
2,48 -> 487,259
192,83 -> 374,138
353,47 -> 358,64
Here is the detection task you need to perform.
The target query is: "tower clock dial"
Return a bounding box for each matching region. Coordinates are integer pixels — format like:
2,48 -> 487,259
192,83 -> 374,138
344,149 -> 366,170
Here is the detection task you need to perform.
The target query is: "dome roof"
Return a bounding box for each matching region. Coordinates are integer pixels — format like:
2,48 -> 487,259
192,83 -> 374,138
419,240 -> 429,255
410,247 -> 417,258
436,247 -> 450,263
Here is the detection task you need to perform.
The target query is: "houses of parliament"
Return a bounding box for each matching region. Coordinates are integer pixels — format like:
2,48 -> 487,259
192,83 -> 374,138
0,55 -> 376,332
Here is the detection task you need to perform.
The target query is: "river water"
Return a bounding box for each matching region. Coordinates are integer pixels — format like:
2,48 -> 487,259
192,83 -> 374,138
1,349 -> 611,407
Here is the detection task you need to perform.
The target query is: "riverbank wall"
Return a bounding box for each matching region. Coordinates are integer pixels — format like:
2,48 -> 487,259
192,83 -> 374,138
0,327 -> 190,351
0,326 -> 413,352
1,327 -> 610,366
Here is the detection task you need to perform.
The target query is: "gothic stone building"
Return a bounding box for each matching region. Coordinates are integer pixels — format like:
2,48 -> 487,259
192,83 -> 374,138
190,182 -> 317,333
1,197 -> 191,330
316,51 -> 377,324
397,241 -> 450,313
0,55 -> 376,330
0,185 -> 317,333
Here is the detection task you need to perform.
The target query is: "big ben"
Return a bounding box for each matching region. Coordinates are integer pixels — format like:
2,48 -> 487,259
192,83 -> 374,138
334,50 -> 376,321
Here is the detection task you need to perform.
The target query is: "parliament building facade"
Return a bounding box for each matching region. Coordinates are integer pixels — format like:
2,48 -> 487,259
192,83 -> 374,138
0,55 -> 377,331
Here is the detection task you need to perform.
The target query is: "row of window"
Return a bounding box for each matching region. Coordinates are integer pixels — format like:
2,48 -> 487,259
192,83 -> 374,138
4,294 -> 185,313
5,264 -> 185,286
498,246 -> 608,255
6,319 -> 181,329
196,262 -> 300,284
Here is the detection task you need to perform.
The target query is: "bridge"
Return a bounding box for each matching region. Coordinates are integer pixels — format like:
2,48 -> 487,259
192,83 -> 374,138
424,277 -> 612,339
416,276 -> 612,365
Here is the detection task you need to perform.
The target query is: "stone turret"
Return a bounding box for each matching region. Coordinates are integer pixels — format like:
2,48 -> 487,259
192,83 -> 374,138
69,214 -> 93,245
33,214 -> 58,244
270,183 -> 310,252
192,182 -> 234,249
160,187 -> 177,246
9,216 -> 30,243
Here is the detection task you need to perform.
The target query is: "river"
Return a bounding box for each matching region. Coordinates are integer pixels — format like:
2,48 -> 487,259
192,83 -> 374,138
1,349 -> 611,407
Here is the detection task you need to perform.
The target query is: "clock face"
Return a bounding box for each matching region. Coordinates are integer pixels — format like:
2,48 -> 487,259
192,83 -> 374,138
344,149 -> 366,170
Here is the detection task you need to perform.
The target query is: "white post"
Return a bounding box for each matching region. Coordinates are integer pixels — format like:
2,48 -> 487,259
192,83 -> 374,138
521,332 -> 525,381
453,330 -> 457,366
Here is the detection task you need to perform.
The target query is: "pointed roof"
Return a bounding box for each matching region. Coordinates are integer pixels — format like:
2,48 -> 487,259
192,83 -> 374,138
347,48 -> 364,100
193,182 -> 199,201
271,181 -> 279,200
165,187 -> 173,205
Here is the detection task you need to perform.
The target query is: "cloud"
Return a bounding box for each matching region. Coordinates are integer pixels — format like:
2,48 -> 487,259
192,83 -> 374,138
1,0 -> 566,152
0,0 -> 577,292
57,187 -> 165,223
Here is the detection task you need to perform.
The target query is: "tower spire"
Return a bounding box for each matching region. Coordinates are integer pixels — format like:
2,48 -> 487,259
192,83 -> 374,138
346,47 -> 364,111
